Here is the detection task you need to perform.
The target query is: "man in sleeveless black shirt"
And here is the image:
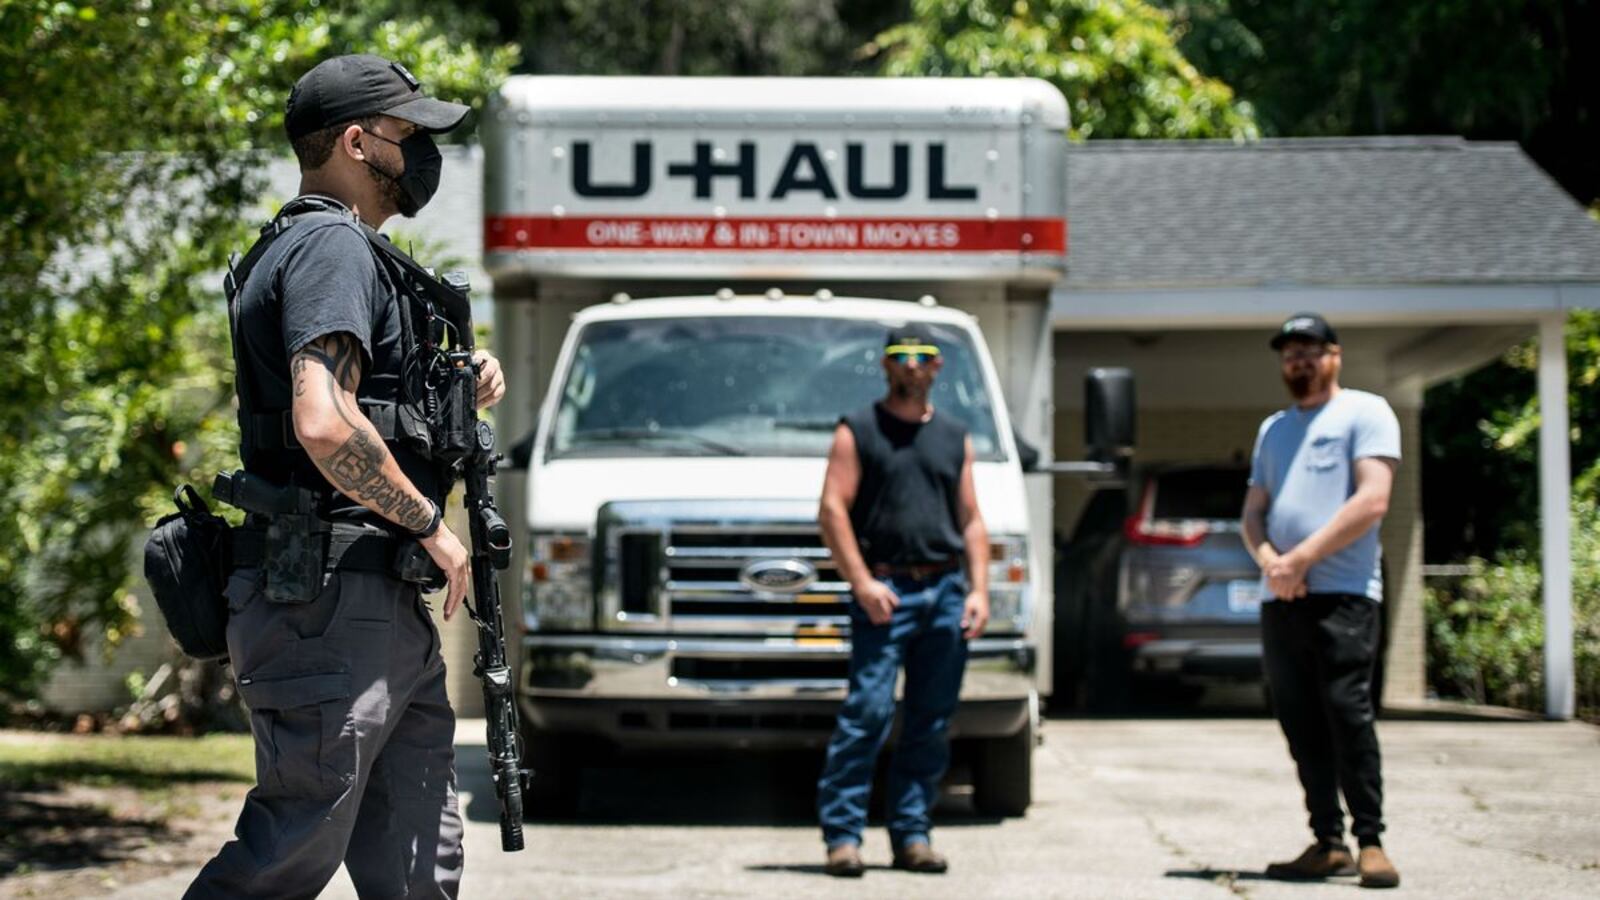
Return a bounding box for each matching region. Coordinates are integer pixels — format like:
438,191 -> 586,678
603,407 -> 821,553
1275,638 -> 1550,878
814,328 -> 990,877
188,56 -> 503,898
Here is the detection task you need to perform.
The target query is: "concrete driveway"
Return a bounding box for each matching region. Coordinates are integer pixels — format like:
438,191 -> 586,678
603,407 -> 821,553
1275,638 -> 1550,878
116,713 -> 1600,898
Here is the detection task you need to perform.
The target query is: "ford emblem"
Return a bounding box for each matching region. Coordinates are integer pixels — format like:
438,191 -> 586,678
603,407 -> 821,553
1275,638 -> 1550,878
739,559 -> 817,593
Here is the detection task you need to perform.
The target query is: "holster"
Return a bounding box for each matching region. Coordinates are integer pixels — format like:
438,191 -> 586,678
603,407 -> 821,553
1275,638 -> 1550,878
260,510 -> 331,604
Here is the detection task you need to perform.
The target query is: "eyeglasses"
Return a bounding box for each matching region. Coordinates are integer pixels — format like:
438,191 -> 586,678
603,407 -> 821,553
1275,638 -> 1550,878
1279,346 -> 1330,363
885,343 -> 940,366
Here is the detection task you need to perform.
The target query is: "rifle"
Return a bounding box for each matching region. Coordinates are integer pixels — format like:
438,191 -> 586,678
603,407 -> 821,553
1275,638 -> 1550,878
375,237 -> 528,853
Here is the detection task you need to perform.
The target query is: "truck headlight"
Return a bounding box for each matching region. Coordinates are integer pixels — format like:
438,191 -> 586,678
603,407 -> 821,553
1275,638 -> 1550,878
524,532 -> 593,631
986,535 -> 1030,633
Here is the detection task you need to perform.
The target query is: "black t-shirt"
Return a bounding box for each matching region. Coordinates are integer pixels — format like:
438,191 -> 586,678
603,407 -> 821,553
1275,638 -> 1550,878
841,403 -> 968,567
232,199 -> 440,531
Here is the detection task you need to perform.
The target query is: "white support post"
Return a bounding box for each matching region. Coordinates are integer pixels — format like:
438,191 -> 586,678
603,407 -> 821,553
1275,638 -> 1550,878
1538,313 -> 1574,720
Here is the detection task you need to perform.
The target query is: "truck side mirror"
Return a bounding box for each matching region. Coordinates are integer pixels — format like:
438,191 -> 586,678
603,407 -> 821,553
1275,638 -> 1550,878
507,427 -> 537,471
1012,426 -> 1042,473
1085,367 -> 1135,464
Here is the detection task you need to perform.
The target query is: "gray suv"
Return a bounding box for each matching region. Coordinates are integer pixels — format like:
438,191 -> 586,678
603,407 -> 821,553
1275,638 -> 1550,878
1054,464 -> 1262,708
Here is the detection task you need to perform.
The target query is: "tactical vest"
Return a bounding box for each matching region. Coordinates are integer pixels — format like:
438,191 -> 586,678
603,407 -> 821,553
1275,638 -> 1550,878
224,195 -> 442,478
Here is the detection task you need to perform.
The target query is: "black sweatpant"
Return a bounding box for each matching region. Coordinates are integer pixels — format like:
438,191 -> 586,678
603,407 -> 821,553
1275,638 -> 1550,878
1260,593 -> 1385,845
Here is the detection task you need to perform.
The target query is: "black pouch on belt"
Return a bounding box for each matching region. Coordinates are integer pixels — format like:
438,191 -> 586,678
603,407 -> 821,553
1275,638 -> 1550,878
143,485 -> 232,660
262,511 -> 330,604
212,470 -> 330,605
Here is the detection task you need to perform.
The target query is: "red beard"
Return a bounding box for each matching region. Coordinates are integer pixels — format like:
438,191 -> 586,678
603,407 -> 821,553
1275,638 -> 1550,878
1283,368 -> 1325,399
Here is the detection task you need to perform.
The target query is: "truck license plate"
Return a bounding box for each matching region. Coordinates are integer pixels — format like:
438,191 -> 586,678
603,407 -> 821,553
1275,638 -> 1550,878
1228,580 -> 1263,613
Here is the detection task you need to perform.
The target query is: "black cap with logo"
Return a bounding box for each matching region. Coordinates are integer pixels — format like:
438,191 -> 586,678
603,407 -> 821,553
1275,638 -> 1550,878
884,327 -> 940,352
1269,312 -> 1339,349
284,54 -> 471,140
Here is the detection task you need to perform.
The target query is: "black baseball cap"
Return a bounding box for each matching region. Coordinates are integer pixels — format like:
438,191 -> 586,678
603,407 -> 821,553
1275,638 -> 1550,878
884,327 -> 940,355
1269,312 -> 1339,349
284,54 -> 471,140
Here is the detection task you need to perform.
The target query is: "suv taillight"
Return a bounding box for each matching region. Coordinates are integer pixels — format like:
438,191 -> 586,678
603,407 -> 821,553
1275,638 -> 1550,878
1122,480 -> 1209,547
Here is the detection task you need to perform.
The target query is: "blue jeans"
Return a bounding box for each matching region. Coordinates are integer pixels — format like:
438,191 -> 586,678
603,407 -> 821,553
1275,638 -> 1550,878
817,570 -> 969,849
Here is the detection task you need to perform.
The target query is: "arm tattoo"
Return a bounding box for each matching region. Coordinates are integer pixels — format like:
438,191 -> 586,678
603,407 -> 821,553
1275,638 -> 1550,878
296,333 -> 430,533
318,428 -> 434,532
293,333 -> 364,428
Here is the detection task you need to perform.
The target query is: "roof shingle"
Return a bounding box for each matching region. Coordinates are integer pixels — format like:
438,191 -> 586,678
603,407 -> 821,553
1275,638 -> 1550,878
1062,137 -> 1600,290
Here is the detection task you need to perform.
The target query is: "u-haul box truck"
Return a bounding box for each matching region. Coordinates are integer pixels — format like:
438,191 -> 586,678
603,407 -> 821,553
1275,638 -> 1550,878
483,77 -> 1126,816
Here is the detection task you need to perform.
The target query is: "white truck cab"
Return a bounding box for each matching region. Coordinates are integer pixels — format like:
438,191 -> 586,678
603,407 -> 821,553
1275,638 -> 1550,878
483,76 -> 1123,817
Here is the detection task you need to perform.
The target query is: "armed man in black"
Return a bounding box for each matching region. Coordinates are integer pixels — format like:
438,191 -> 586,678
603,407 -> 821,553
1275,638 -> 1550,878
187,55 -> 505,898
815,328 -> 989,878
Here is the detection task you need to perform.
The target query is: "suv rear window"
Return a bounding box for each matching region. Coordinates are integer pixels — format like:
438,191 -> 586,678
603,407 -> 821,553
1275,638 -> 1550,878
1150,469 -> 1247,520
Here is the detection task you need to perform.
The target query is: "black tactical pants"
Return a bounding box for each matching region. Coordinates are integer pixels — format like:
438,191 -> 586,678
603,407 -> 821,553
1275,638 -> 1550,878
186,567 -> 463,899
1261,593 -> 1385,846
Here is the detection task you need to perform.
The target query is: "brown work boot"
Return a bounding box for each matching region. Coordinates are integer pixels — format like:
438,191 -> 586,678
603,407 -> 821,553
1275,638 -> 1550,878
1265,840 -> 1357,880
1358,845 -> 1400,889
892,841 -> 949,874
825,843 -> 864,878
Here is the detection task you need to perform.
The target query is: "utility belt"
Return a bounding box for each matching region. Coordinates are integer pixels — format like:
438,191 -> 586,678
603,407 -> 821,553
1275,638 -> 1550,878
231,520 -> 444,597
215,470 -> 443,604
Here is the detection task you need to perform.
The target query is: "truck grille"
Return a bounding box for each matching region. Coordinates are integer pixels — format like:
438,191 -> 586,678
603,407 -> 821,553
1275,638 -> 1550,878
662,527 -> 852,632
599,500 -> 854,636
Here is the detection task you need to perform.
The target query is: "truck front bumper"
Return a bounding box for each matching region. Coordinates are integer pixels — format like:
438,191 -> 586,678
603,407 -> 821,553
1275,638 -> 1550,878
519,634 -> 1036,748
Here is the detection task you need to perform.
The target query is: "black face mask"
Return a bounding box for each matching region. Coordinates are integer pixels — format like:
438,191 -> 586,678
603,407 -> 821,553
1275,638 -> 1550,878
362,129 -> 442,216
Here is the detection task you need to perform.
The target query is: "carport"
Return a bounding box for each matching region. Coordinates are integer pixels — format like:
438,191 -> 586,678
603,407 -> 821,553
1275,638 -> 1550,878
1050,137 -> 1600,718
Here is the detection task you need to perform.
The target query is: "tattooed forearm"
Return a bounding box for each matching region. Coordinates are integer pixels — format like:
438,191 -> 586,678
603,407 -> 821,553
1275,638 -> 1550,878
318,428 -> 434,532
294,332 -> 432,532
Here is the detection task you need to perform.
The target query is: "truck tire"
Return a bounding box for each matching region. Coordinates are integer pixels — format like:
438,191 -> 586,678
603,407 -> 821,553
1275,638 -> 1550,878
522,730 -> 581,818
971,717 -> 1033,817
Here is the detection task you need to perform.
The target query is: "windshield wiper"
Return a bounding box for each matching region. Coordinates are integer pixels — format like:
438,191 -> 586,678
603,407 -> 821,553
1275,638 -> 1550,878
572,428 -> 749,456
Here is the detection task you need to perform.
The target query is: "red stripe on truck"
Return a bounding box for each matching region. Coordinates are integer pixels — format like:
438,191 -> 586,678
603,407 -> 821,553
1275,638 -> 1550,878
484,215 -> 1066,254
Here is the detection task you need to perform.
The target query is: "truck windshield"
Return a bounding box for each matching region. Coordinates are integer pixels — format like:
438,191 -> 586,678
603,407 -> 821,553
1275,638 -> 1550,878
548,315 -> 1006,460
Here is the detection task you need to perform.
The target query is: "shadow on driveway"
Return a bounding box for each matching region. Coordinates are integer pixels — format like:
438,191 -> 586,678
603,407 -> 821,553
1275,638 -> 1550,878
458,746 -> 1002,830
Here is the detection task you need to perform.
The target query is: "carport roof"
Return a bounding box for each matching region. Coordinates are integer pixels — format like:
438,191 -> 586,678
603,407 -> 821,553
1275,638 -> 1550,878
1062,137 -> 1600,292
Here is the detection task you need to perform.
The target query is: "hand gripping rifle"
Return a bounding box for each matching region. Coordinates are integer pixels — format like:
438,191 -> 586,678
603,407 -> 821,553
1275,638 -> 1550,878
372,235 -> 528,852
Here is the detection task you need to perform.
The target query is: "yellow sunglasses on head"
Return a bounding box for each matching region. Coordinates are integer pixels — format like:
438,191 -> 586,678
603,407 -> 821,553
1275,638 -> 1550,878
885,343 -> 940,364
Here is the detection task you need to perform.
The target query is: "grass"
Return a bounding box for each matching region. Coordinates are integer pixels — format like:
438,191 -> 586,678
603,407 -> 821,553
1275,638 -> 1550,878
0,731 -> 254,792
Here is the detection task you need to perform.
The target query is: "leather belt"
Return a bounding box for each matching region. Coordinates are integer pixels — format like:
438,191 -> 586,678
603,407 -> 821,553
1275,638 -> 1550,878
870,559 -> 962,581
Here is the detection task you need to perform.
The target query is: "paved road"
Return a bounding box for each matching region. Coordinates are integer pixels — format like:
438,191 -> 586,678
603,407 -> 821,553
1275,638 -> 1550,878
117,714 -> 1600,898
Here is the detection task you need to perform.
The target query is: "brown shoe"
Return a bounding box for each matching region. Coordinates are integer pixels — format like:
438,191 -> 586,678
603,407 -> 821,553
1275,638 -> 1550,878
825,843 -> 864,878
892,841 -> 949,874
1358,845 -> 1400,889
1265,841 -> 1357,880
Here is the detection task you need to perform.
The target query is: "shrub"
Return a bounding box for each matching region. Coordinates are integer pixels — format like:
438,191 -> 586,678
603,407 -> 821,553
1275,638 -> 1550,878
1425,499 -> 1600,720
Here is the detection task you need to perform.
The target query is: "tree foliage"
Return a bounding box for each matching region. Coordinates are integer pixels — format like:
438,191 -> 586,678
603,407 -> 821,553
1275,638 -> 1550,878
450,0 -> 902,77
1154,0 -> 1599,206
1425,496 -> 1600,720
1422,312 -> 1600,561
871,0 -> 1258,140
0,0 -> 515,700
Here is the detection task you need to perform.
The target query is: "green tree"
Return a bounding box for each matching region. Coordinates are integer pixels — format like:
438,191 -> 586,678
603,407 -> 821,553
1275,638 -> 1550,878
871,0 -> 1258,140
1422,312 -> 1600,562
1153,0 -> 1599,207
1425,495 -> 1600,720
451,0 -> 903,77
0,0 -> 515,701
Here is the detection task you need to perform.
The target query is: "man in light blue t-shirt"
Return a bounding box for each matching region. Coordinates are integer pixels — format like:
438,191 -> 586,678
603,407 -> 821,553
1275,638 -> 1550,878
1241,312 -> 1402,889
